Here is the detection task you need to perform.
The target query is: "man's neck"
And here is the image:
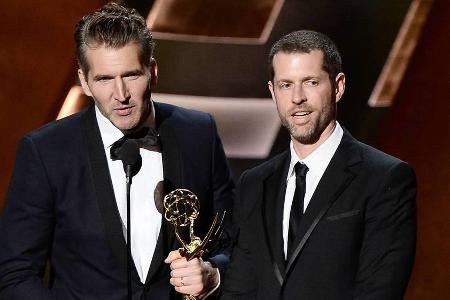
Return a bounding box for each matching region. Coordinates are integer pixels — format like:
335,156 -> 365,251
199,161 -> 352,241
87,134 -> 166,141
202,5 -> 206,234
292,121 -> 337,160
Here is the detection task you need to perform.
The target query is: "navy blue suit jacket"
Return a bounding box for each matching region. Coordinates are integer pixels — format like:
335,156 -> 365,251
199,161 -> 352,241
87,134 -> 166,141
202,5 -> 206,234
221,130 -> 416,300
0,102 -> 234,299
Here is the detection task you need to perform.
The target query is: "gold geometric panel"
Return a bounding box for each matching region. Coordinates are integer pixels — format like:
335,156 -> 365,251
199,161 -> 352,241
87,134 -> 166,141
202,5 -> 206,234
153,93 -> 280,158
147,0 -> 284,44
368,0 -> 433,107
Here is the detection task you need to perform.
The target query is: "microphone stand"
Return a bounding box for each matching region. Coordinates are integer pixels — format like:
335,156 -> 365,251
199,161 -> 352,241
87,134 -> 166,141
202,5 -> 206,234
126,164 -> 132,300
113,139 -> 140,300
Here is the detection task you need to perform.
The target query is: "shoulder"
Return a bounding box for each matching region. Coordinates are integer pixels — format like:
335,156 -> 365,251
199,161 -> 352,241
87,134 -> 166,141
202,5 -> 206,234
27,109 -> 85,139
21,109 -> 88,152
342,130 -> 415,180
154,101 -> 214,126
154,101 -> 221,151
240,150 -> 289,183
358,140 -> 410,170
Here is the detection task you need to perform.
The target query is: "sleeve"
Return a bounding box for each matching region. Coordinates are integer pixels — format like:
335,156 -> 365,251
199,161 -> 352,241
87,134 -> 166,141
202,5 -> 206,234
353,162 -> 417,300
0,136 -> 56,299
219,171 -> 258,299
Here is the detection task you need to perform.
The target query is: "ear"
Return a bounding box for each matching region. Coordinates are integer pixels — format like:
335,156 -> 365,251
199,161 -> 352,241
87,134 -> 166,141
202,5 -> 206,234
150,58 -> 158,86
334,72 -> 345,103
268,81 -> 276,103
78,69 -> 93,97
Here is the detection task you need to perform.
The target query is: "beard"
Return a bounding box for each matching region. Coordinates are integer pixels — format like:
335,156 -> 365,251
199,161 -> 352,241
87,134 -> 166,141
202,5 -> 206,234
278,100 -> 336,145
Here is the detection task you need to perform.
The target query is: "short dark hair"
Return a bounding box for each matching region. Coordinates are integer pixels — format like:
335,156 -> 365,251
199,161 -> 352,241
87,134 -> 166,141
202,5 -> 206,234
268,30 -> 342,81
74,2 -> 154,76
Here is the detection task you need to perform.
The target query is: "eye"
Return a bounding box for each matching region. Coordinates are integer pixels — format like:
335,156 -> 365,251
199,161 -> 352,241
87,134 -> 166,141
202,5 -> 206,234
96,76 -> 112,82
278,82 -> 292,89
305,80 -> 319,86
124,74 -> 140,81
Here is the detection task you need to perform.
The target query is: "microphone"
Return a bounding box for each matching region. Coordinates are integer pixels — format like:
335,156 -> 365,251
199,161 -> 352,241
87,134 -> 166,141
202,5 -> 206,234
114,139 -> 142,179
112,139 -> 141,300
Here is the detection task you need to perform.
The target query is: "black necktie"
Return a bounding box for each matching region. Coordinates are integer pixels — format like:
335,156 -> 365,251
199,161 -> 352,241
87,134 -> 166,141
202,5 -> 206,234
110,127 -> 160,161
287,162 -> 309,259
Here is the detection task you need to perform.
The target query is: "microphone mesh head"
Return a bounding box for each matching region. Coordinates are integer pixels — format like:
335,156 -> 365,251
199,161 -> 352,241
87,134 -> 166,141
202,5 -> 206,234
118,139 -> 140,166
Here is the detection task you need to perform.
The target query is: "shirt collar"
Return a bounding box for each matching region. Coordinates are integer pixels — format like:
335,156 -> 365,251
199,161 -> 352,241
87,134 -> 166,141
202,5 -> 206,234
95,101 -> 156,149
287,122 -> 343,179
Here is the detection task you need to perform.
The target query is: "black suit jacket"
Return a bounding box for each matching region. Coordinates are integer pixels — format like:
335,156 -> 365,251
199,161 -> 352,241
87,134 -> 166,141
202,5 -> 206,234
0,102 -> 234,299
221,130 -> 416,300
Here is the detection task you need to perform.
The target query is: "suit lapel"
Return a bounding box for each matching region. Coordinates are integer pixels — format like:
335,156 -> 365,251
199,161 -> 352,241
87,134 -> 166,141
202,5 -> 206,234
145,102 -> 181,284
284,131 -> 363,280
83,105 -> 140,281
262,151 -> 290,286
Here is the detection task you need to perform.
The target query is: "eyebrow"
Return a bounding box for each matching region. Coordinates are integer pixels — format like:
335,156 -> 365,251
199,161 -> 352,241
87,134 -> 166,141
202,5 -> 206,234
275,75 -> 321,83
92,69 -> 145,81
122,69 -> 145,77
274,78 -> 294,83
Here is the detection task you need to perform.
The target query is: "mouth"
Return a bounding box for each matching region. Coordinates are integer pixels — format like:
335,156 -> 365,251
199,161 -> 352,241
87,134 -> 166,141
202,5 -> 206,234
114,106 -> 134,116
290,110 -> 312,124
292,111 -> 311,117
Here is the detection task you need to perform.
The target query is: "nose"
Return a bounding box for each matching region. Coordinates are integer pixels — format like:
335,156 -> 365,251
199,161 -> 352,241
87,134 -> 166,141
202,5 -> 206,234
292,84 -> 305,104
113,77 -> 130,102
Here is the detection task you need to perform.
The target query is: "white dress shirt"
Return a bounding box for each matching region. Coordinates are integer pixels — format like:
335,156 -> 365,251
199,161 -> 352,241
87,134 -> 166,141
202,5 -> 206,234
96,106 -> 163,283
282,122 -> 343,258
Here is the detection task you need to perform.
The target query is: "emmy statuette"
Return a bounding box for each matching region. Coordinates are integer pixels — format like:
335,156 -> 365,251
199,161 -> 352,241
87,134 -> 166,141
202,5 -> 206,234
163,189 -> 226,300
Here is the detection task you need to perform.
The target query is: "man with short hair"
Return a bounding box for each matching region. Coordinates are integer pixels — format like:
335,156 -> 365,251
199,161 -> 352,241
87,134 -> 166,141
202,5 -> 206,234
0,3 -> 234,299
221,30 -> 416,300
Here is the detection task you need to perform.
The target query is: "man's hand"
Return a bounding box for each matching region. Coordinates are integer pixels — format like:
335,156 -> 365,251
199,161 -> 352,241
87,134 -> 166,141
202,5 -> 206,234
164,250 -> 219,297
